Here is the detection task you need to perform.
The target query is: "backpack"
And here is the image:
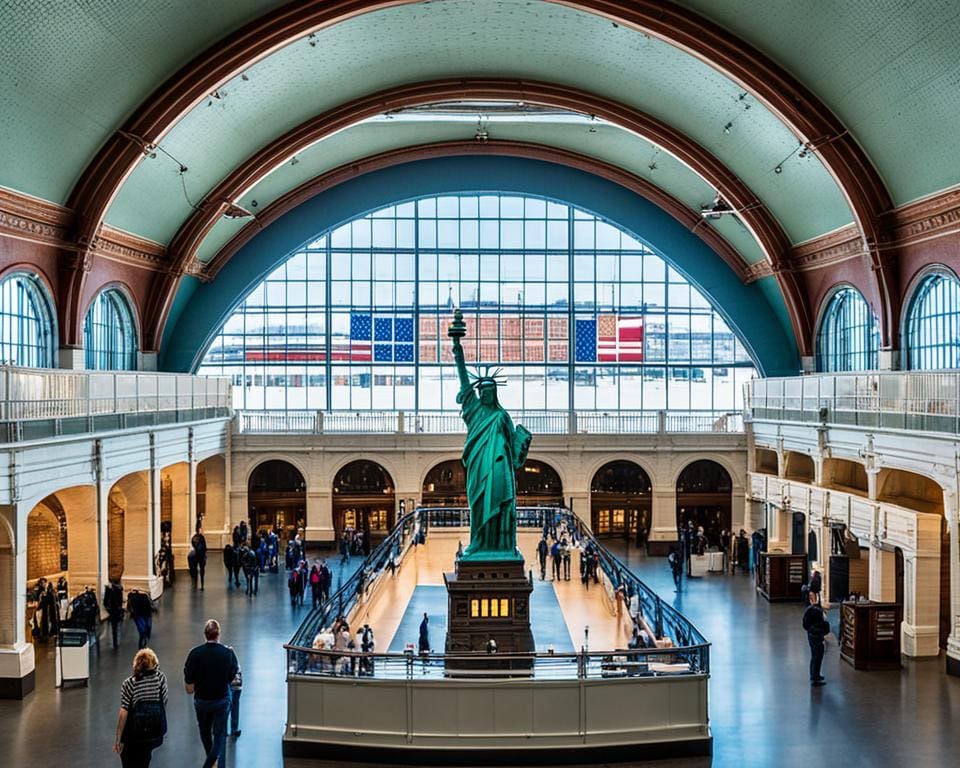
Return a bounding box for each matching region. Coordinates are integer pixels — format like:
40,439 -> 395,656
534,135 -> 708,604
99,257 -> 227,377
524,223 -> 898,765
124,696 -> 167,744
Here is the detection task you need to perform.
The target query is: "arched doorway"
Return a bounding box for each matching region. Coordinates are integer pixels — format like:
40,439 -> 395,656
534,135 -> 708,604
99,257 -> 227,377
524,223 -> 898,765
333,460 -> 395,548
676,459 -> 732,547
422,460 -> 467,507
515,459 -> 563,507
590,461 -> 652,545
27,500 -> 67,583
248,460 -> 307,541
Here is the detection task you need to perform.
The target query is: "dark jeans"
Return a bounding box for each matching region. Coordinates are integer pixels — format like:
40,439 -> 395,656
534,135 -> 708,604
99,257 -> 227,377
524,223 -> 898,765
194,696 -> 229,768
120,741 -> 156,768
809,639 -> 825,680
110,617 -> 122,648
134,616 -> 152,649
230,688 -> 241,733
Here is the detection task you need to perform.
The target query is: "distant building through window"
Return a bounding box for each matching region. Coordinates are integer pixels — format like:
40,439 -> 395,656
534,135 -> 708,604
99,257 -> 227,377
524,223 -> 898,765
198,194 -> 757,412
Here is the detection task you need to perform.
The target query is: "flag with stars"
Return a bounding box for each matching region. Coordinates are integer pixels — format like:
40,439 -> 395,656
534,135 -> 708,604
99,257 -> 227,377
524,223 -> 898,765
575,319 -> 596,361
349,313 -> 372,361
372,316 -> 415,363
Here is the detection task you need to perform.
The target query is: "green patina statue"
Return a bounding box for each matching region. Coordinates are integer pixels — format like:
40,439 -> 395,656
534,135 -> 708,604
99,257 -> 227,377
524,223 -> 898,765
448,308 -> 532,560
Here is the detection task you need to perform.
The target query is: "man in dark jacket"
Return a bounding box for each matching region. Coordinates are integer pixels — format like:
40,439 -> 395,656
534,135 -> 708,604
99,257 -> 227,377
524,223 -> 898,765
802,589 -> 831,685
537,537 -> 548,580
127,588 -> 156,649
103,579 -> 124,648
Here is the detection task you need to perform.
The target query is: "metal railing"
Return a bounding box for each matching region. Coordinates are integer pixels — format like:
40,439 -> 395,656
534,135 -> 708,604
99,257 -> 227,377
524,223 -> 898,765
287,506 -> 708,679
746,371 -> 960,434
0,365 -> 232,442
237,409 -> 742,435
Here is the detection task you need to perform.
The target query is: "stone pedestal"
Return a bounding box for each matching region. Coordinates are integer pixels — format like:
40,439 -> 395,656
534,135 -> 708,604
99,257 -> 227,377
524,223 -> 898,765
444,557 -> 534,674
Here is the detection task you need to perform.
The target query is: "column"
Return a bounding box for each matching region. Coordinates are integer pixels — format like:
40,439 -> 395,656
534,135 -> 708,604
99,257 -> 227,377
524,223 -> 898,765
0,503 -> 35,699
945,491 -> 960,675
308,491 -> 334,546
868,545 -> 896,602
647,485 -> 677,554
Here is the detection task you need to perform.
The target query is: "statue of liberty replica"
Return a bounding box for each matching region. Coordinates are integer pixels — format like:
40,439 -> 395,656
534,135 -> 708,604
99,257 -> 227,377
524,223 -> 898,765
444,308 -> 535,666
449,308 -> 532,560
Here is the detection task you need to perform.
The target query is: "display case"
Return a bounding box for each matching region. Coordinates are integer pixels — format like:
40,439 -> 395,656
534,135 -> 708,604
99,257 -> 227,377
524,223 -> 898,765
839,601 -> 902,670
756,552 -> 807,602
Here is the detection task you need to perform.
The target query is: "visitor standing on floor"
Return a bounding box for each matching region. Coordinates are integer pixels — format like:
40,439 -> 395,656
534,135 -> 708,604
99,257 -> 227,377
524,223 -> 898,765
228,647 -> 243,739
551,538 -> 561,580
319,559 -> 332,603
104,578 -> 124,649
668,546 -> 682,591
114,648 -> 168,768
222,544 -> 236,588
809,568 -> 823,605
309,563 -> 321,609
537,537 -> 548,580
802,589 -> 831,686
241,545 -> 259,596
191,528 -> 208,590
418,612 -> 430,654
183,619 -> 238,768
127,589 -> 156,650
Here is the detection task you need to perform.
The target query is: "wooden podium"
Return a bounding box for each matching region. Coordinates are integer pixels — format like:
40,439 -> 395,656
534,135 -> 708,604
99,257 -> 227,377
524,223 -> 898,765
444,557 -> 534,674
756,552 -> 807,602
839,601 -> 902,670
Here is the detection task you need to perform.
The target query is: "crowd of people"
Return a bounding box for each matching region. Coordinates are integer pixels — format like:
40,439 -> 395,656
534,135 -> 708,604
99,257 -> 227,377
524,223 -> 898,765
666,522 -> 766,590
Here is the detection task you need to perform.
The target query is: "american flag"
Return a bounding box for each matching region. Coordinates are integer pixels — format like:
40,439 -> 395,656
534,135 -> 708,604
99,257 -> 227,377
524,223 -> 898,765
576,316 -> 644,362
329,313 -> 373,361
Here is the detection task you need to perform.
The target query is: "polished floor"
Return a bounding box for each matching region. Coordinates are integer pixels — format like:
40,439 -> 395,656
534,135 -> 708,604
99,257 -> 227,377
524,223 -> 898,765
2,543 -> 958,768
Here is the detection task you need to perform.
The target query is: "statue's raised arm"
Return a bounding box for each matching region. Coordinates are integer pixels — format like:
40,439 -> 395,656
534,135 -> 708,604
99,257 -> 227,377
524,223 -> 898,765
448,308 -> 472,396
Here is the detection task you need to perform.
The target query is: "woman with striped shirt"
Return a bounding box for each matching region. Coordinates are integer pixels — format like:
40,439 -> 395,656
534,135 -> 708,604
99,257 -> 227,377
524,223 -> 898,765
113,648 -> 168,767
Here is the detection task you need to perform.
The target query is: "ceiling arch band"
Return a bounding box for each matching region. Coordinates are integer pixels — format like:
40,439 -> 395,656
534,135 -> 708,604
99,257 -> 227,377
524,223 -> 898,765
59,0 -> 894,353
143,78 -> 808,355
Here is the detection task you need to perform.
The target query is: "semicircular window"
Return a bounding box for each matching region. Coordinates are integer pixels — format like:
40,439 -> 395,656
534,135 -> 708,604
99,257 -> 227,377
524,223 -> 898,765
815,286 -> 879,372
84,288 -> 138,370
0,271 -> 56,367
198,194 -> 757,414
904,271 -> 960,370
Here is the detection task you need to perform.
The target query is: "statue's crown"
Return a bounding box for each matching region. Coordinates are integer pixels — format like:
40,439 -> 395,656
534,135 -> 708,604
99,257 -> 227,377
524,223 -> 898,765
469,366 -> 506,390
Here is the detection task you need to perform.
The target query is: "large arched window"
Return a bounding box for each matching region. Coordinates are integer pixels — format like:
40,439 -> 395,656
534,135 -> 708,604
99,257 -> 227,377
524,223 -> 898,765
198,195 -> 756,412
904,270 -> 960,370
815,286 -> 879,372
84,288 -> 137,370
0,272 -> 56,367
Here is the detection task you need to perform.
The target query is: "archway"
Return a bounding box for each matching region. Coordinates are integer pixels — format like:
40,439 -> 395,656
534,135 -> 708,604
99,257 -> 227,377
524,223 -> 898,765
784,451 -> 814,483
160,462 -> 190,559
248,460 -> 307,542
676,460 -> 733,547
590,460 -> 652,545
755,448 -> 778,476
332,460 -> 395,549
422,460 -> 467,507
27,500 -> 66,583
877,468 -> 947,649
822,458 -> 868,496
516,460 -> 563,507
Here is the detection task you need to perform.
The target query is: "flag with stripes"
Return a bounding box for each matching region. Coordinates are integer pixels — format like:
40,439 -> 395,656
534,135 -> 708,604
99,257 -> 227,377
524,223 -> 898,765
576,316 -> 644,362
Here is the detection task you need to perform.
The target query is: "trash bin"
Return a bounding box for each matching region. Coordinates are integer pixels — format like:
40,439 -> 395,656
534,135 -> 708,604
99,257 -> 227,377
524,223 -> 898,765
56,628 -> 89,687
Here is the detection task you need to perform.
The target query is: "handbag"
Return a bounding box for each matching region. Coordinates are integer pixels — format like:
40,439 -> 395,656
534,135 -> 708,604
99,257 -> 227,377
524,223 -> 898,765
124,696 -> 167,744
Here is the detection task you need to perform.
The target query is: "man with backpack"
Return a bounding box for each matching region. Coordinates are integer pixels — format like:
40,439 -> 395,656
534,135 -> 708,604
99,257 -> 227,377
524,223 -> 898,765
241,546 -> 259,596
103,578 -> 125,648
127,588 -> 156,650
668,546 -> 683,591
802,589 -> 831,685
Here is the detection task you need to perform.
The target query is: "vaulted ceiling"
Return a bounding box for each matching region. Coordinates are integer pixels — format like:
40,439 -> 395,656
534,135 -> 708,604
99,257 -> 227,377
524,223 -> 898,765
2,0 -> 958,370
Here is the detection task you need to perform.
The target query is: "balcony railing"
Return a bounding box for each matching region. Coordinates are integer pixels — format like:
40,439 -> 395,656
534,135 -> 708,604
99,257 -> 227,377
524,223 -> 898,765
235,409 -> 743,435
0,365 -> 232,442
746,371 -> 960,435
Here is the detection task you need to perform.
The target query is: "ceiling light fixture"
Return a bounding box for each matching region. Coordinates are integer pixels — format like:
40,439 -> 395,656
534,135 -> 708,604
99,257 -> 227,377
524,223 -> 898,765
700,193 -> 734,220
723,122 -> 733,135
474,115 -> 489,142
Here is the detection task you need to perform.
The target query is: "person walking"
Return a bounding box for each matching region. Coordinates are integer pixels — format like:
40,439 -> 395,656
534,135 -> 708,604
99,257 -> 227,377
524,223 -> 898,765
183,619 -> 238,768
288,567 -> 302,608
309,563 -> 321,609
228,647 -> 243,739
536,537 -> 548,580
359,623 -> 375,677
550,539 -> 561,581
668,546 -> 683,591
113,648 -> 168,767
222,544 -> 236,588
809,568 -> 823,606
802,589 -> 831,686
319,560 -> 332,603
104,578 -> 125,649
241,546 -> 259,596
561,537 -> 571,580
190,528 -> 208,590
127,589 -> 156,650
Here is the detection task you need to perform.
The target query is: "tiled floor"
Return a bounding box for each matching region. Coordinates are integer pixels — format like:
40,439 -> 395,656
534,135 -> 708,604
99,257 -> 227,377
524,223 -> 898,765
2,544 -> 958,768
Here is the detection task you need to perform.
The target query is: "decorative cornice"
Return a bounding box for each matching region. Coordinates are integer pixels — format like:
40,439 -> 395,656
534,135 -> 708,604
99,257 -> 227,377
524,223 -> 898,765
0,186 -> 71,246
92,226 -> 167,270
743,261 -> 774,283
887,187 -> 960,247
789,225 -> 864,272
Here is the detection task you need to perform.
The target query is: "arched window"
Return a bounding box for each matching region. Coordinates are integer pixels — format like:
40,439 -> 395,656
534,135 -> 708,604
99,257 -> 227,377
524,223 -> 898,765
815,286 -> 879,372
905,271 -> 960,370
198,194 -> 757,412
84,288 -> 137,370
0,272 -> 56,367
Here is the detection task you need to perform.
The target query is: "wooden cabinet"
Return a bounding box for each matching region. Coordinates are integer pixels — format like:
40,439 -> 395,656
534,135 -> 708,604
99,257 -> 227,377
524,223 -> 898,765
757,553 -> 807,602
839,601 -> 902,670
